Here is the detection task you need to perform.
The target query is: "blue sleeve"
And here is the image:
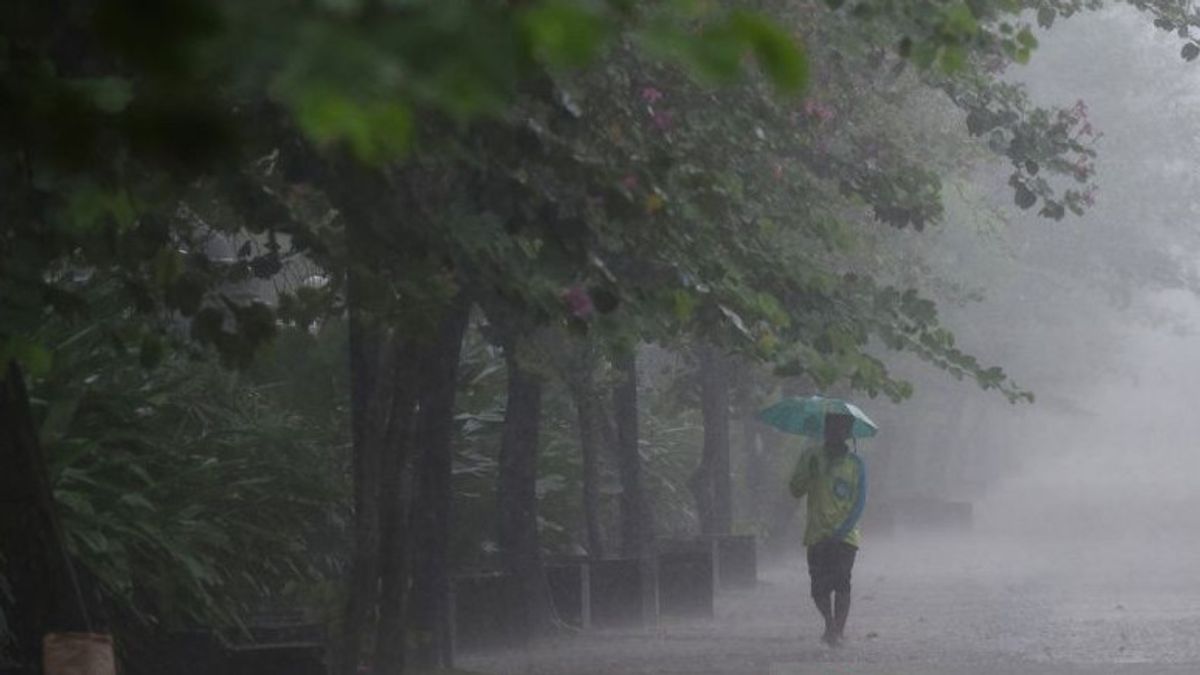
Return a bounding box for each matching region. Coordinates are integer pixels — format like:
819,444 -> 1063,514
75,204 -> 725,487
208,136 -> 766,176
832,454 -> 867,541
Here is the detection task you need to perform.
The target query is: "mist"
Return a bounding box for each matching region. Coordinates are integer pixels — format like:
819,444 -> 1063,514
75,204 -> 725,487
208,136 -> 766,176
8,2 -> 1200,675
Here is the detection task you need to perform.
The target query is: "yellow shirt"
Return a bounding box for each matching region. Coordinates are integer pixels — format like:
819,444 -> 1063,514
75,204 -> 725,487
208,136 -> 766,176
789,447 -> 866,548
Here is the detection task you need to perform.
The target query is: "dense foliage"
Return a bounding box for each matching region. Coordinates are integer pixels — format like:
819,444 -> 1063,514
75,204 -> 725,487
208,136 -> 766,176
3,0 -> 1200,673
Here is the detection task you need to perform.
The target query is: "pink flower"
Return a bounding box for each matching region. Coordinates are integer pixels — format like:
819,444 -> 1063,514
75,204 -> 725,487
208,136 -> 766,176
651,109 -> 674,131
1082,190 -> 1096,207
562,286 -> 595,319
772,163 -> 784,180
640,86 -> 664,104
621,174 -> 639,191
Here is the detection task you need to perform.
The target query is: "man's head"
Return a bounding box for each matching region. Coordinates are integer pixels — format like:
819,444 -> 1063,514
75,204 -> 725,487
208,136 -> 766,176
823,413 -> 853,454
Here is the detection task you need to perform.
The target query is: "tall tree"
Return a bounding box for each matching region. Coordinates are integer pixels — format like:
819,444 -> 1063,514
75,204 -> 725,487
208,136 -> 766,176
612,349 -> 649,557
408,296 -> 471,669
0,364 -> 92,667
560,337 -> 606,558
336,313 -> 389,675
692,344 -> 733,535
374,340 -> 420,675
493,323 -> 559,636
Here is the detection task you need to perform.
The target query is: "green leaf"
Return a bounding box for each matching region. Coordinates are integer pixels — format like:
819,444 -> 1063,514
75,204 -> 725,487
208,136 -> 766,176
0,336 -> 53,377
360,101 -> 414,161
119,493 -> 157,511
521,1 -> 611,68
1182,43 -> 1200,62
289,85 -> 412,164
670,290 -> 698,321
153,249 -> 184,288
728,11 -> 809,93
942,4 -> 978,36
61,183 -> 137,233
650,23 -> 741,84
640,11 -> 806,93
139,333 -> 166,369
1017,182 -> 1036,208
39,394 -> 82,447
910,41 -> 939,69
1036,7 -> 1056,28
69,76 -> 134,114
316,0 -> 364,14
1016,27 -> 1038,49
940,44 -> 968,73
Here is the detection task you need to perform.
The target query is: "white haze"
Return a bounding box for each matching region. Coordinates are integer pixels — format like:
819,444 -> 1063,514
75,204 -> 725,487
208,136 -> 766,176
465,8 -> 1200,673
972,8 -> 1200,553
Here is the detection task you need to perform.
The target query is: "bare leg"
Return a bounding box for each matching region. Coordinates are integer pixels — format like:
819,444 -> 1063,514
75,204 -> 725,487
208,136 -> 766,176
833,590 -> 851,641
813,592 -> 835,644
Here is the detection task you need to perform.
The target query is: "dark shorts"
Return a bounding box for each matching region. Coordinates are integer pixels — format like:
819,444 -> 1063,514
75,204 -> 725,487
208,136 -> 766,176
807,540 -> 858,597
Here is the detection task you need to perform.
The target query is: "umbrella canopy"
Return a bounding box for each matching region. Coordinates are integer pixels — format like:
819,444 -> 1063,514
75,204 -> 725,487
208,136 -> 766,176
757,395 -> 879,439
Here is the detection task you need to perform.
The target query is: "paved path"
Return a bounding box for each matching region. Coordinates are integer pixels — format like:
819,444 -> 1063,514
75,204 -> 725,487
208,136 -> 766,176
459,534 -> 1200,674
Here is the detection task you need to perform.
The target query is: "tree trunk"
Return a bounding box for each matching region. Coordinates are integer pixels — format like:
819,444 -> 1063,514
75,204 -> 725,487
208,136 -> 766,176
611,349 -> 648,557
693,344 -> 732,535
0,362 -> 93,671
688,455 -> 714,536
742,415 -> 769,525
337,311 -> 391,675
409,298 -> 471,669
575,374 -> 605,559
374,338 -> 421,675
763,428 -> 804,558
497,341 -> 558,637
564,340 -> 605,559
326,154 -> 408,675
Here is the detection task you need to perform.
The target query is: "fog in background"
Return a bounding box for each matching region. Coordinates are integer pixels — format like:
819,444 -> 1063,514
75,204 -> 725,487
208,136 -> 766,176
442,8 -> 1200,674
872,6 -> 1200,580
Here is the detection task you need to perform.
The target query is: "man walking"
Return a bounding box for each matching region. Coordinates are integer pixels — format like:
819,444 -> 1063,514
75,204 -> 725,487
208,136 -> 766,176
789,412 -> 867,646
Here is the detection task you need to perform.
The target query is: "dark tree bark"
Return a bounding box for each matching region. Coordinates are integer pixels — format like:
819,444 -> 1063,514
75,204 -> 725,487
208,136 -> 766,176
688,458 -> 714,535
574,370 -> 605,559
336,310 -> 391,675
291,122 -> 461,675
692,344 -> 732,535
742,415 -> 769,525
497,338 -> 559,637
374,339 -> 421,675
609,349 -> 658,626
0,362 -> 92,670
332,161 -> 416,674
562,338 -> 604,559
408,297 -> 471,669
611,349 -> 648,557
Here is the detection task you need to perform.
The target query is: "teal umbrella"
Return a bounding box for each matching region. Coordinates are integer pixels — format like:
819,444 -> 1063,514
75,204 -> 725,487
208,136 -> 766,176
757,395 -> 879,439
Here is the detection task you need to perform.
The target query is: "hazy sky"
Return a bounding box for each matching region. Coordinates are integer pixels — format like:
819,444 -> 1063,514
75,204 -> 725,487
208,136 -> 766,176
881,7 -> 1200,541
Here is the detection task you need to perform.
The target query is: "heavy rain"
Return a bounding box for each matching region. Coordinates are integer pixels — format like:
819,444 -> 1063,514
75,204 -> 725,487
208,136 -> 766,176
4,2 -> 1200,675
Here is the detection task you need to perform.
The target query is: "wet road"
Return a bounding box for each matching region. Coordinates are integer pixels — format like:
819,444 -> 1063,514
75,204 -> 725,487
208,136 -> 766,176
459,534 -> 1200,674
